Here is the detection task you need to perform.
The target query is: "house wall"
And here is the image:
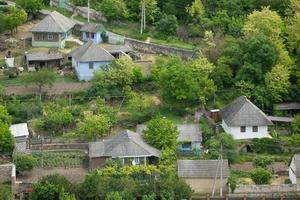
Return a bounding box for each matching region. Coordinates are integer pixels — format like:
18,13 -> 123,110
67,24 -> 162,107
32,32 -> 71,48
89,157 -> 107,169
73,59 -> 112,81
183,178 -> 228,194
81,32 -> 102,44
222,120 -> 269,140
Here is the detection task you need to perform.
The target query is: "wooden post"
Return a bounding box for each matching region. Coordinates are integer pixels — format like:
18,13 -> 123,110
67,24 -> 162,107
280,193 -> 284,200
262,195 -> 265,200
243,195 -> 247,200
206,194 -> 210,200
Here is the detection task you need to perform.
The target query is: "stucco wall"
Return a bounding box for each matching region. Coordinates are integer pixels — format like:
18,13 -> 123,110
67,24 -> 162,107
124,38 -> 196,59
81,32 -> 102,44
222,120 -> 269,140
183,178 -> 227,194
74,60 -> 112,81
0,164 -> 15,184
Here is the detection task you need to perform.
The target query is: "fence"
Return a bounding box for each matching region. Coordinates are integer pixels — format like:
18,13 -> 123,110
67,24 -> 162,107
124,38 -> 196,59
30,143 -> 88,151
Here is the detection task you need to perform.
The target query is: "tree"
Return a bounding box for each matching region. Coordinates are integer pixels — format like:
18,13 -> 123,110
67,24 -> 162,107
265,64 -> 290,102
212,57 -> 234,89
22,69 -> 56,98
77,112 -> 112,140
287,12 -> 300,58
186,0 -> 205,23
4,7 -> 27,33
0,123 -> 15,153
105,192 -> 123,200
143,116 -> 179,150
0,184 -> 13,200
152,56 -> 216,107
93,98 -> 117,125
15,154 -> 38,174
155,15 -> 178,36
0,104 -> 12,125
29,174 -> 75,200
250,167 -> 272,184
243,7 -> 283,41
292,115 -> 300,134
97,0 -> 128,21
16,0 -> 42,17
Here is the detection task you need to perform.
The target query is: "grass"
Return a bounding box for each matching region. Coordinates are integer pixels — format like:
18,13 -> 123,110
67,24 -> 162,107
0,73 -> 78,87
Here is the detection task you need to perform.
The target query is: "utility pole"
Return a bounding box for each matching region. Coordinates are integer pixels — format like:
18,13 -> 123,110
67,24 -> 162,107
50,0 -> 53,7
220,138 -> 223,197
87,0 -> 90,23
211,155 -> 220,197
140,0 -> 146,34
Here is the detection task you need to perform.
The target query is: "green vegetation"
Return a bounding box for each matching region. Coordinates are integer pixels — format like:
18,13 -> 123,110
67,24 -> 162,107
0,105 -> 14,154
15,154 -> 38,174
0,184 -> 13,200
250,167 -> 272,185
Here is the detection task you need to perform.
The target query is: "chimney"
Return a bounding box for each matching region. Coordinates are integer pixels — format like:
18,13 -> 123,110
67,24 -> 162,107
210,109 -> 220,123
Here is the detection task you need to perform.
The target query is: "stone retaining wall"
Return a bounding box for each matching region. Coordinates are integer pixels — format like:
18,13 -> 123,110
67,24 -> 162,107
124,38 -> 196,59
0,164 -> 15,184
30,143 -> 88,151
233,184 -> 297,194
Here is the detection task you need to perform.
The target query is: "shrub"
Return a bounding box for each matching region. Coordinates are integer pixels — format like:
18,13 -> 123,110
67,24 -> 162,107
105,192 -> 123,200
142,194 -> 156,200
4,67 -> 20,78
253,155 -> 273,168
228,176 -> 238,193
251,138 -> 284,154
101,31 -> 109,43
0,184 -> 13,200
15,154 -> 38,174
155,15 -> 178,37
250,167 -> 272,184
292,115 -> 300,134
0,123 -> 15,154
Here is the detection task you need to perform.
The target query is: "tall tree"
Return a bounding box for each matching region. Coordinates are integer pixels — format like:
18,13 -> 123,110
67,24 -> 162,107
16,0 -> 42,17
0,123 -> 15,153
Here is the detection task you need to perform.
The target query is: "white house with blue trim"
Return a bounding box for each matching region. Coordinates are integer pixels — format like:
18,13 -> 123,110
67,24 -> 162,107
80,23 -> 105,44
70,40 -> 115,81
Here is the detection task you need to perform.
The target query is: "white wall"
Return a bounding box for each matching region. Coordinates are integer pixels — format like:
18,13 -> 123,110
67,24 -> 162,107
289,158 -> 297,184
74,60 -> 111,81
222,120 -> 270,140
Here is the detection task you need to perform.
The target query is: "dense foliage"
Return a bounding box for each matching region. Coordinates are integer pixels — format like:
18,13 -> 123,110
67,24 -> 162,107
15,154 -> 38,174
250,167 -> 272,184
0,184 -> 13,200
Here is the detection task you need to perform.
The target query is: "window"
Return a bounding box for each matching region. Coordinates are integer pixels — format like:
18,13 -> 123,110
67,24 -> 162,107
48,33 -> 53,40
240,126 -> 246,132
89,62 -> 94,69
253,126 -> 258,132
91,33 -> 95,39
182,142 -> 191,149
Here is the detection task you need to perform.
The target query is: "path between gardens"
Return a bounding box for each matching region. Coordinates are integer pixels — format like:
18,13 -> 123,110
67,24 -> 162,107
5,82 -> 91,96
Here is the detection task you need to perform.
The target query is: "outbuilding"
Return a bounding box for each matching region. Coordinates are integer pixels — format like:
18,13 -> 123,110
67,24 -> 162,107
9,123 -> 29,152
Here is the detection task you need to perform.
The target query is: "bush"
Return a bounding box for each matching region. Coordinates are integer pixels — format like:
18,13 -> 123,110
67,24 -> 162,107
4,67 -> 20,78
251,138 -> 284,154
105,192 -> 122,200
250,167 -> 272,184
199,118 -> 214,145
292,115 -> 300,134
228,176 -> 238,193
15,154 -> 38,174
101,31 -> 109,43
0,123 -> 15,154
155,15 -> 178,37
0,184 -> 13,200
253,155 -> 273,168
142,194 -> 156,200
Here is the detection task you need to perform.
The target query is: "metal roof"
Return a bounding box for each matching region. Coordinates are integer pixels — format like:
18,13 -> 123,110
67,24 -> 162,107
89,130 -> 160,158
9,123 -> 29,138
220,96 -> 273,126
31,11 -> 76,33
268,116 -> 294,123
70,40 -> 115,62
25,52 -> 63,61
177,160 -> 230,178
275,102 -> 300,111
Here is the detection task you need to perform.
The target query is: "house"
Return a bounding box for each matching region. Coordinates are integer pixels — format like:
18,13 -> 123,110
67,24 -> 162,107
101,44 -> 134,58
275,102 -> 300,116
80,23 -> 105,44
289,154 -> 300,190
25,52 -> 64,70
136,124 -> 202,152
70,40 -> 115,81
88,130 -> 160,169
220,96 -> 273,140
9,123 -> 29,152
177,160 -> 230,194
30,11 -> 76,48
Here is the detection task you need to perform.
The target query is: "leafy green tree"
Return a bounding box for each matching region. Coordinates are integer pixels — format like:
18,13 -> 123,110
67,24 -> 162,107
30,174 -> 75,200
22,69 -> 56,97
287,12 -> 300,59
228,176 -> 238,193
15,154 -> 38,174
16,0 -> 42,16
243,7 -> 283,41
0,104 -> 12,125
250,167 -> 272,184
251,138 -> 284,154
4,7 -> 27,33
152,56 -> 216,107
105,192 -> 123,200
126,0 -> 160,23
159,148 -> 177,173
97,0 -> 128,21
143,116 -> 179,150
93,98 -> 117,124
142,194 -> 156,200
77,112 -> 112,140
265,64 -> 291,102
0,184 -> 13,200
155,15 -> 178,36
292,115 -> 300,134
0,123 -> 15,153
211,57 -> 233,89
186,0 -> 205,23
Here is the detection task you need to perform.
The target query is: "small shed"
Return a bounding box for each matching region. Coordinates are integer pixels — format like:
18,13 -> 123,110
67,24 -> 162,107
9,123 -> 29,152
25,52 -> 64,70
101,44 -> 133,58
80,23 -> 105,44
177,159 -> 230,194
275,102 -> 300,116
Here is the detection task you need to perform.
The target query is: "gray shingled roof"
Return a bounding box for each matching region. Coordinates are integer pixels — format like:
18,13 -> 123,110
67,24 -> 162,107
31,11 -> 76,33
291,155 -> 300,177
89,130 -> 160,158
102,45 -> 133,54
220,96 -> 273,126
177,160 -> 230,178
80,23 -> 105,33
136,124 -> 202,143
275,102 -> 300,111
70,40 -> 115,62
26,52 -> 63,61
